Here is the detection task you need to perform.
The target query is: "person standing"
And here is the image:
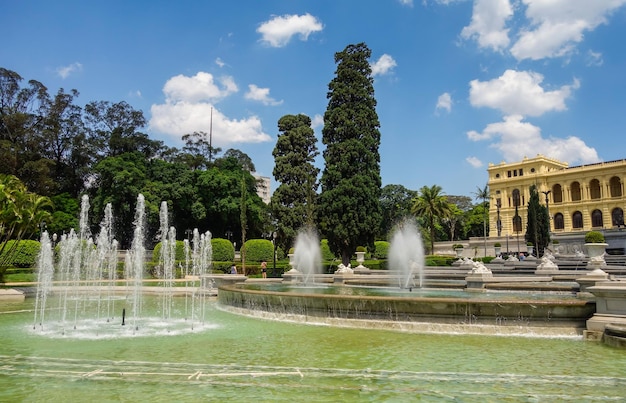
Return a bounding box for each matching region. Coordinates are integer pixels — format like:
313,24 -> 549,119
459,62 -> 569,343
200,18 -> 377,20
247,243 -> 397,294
261,260 -> 267,278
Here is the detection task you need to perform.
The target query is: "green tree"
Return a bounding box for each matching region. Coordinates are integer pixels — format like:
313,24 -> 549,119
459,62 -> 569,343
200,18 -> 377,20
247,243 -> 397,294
271,114 -> 319,252
378,184 -> 418,239
411,185 -> 451,254
181,131 -> 220,170
318,43 -> 382,265
525,184 -> 550,256
473,184 -> 490,256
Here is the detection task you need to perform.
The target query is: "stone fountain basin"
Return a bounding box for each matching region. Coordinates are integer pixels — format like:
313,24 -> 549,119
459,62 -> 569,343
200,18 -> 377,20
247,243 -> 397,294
217,283 -> 595,335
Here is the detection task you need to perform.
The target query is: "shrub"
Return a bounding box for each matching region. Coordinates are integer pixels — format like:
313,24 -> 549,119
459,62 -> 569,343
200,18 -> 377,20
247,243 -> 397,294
452,244 -> 463,249
242,239 -> 274,262
552,239 -> 559,245
373,241 -> 389,259
585,231 -> 605,243
320,239 -> 335,261
152,240 -> 187,263
527,242 -> 533,246
494,242 -> 501,247
0,240 -> 40,268
211,238 -> 235,261
356,246 -> 366,252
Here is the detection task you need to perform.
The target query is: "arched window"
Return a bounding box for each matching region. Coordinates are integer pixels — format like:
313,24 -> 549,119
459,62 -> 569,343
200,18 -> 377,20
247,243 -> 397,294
610,176 -> 622,197
591,209 -> 603,227
572,211 -> 583,229
571,182 -> 581,201
612,208 -> 624,227
590,179 -> 601,199
554,213 -> 564,230
512,189 -> 521,207
552,184 -> 563,203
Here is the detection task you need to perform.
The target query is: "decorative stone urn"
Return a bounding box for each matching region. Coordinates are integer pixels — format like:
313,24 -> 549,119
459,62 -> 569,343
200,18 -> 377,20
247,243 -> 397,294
585,243 -> 608,270
494,246 -> 501,256
355,251 -> 366,264
454,247 -> 464,258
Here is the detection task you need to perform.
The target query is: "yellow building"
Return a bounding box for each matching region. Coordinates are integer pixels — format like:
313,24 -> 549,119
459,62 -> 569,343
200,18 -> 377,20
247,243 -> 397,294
487,155 -> 626,239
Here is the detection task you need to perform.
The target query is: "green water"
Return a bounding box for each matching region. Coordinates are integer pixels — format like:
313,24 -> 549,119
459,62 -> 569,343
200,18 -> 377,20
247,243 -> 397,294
1,298 -> 625,402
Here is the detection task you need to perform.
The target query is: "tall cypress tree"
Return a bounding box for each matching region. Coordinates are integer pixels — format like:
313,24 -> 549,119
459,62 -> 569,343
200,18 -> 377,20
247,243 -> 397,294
319,43 -> 382,265
271,114 -> 319,252
525,184 -> 550,256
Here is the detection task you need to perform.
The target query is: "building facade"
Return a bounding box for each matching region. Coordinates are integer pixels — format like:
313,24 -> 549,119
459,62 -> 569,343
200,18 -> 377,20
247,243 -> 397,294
253,174 -> 271,204
487,155 -> 626,239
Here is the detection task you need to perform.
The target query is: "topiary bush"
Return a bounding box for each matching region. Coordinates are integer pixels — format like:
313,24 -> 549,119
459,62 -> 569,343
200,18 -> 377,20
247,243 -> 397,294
211,238 -> 235,261
152,240 -> 187,263
0,240 -> 41,268
585,231 -> 605,243
320,239 -> 336,261
242,239 -> 274,262
373,241 -> 390,259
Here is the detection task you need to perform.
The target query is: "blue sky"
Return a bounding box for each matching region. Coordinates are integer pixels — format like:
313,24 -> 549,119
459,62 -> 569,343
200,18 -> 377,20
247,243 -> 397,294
3,0 -> 626,198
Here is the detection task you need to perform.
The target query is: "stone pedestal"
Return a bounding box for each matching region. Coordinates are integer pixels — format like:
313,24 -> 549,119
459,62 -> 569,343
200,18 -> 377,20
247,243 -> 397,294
585,282 -> 626,343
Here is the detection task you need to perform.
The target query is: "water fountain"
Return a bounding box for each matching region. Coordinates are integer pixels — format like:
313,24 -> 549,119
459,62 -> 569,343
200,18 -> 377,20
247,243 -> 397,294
388,219 -> 425,288
30,194 -> 213,338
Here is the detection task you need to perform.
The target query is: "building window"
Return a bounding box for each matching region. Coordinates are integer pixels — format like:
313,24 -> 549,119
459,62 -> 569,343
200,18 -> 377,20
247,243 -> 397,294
571,182 -> 581,201
572,211 -> 583,229
590,179 -> 601,199
612,208 -> 624,227
512,215 -> 522,233
512,189 -> 521,207
554,213 -> 564,230
519,168 -> 523,176
591,209 -> 603,227
552,184 -> 563,203
495,173 -> 500,178
610,176 -> 622,197
507,170 -> 511,178
513,170 -> 518,177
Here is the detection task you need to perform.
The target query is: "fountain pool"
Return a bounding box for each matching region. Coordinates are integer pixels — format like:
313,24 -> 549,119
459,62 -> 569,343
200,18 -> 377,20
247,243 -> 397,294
1,297 -> 625,401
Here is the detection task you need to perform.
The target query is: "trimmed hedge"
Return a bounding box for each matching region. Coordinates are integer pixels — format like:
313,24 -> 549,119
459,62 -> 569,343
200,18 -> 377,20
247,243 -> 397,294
211,238 -> 235,261
242,239 -> 273,262
320,239 -> 336,261
373,241 -> 390,259
152,240 -> 187,263
0,240 -> 41,268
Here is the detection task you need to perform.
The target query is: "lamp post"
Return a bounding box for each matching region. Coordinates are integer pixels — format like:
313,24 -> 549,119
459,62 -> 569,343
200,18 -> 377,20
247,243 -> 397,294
542,190 -> 551,231
496,199 -> 502,237
272,231 -> 277,278
185,229 -> 192,242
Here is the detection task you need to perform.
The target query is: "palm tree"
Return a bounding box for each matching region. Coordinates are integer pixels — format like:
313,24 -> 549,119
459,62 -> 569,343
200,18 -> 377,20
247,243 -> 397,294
473,184 -> 490,257
411,185 -> 452,254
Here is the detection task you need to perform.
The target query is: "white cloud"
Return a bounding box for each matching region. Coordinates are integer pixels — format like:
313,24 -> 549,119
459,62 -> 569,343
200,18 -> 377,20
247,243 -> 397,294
56,62 -> 83,79
466,156 -> 483,168
510,0 -> 626,60
467,115 -> 600,164
163,72 -> 237,103
311,114 -> 324,129
150,72 -> 271,146
461,0 -> 513,51
244,84 -> 283,106
586,50 -> 604,67
215,57 -> 226,68
469,69 -> 579,117
257,13 -> 323,47
399,0 -> 414,7
370,54 -> 397,76
436,92 -> 452,113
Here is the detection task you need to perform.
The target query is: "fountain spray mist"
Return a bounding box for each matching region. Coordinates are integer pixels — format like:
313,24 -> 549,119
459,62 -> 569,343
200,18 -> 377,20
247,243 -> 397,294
388,219 -> 425,288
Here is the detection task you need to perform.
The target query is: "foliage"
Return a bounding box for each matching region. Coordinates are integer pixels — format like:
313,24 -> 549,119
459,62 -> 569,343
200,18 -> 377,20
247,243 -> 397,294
373,241 -> 389,259
378,184 -> 418,239
525,184 -> 550,256
271,114 -> 319,252
411,185 -> 452,254
211,238 -> 235,262
527,242 -> 533,246
494,242 -> 501,247
453,244 -> 463,249
242,239 -> 274,262
318,43 -> 383,265
356,245 -> 366,252
320,239 -> 336,261
0,240 -> 40,267
585,231 -> 605,243
152,240 -> 187,263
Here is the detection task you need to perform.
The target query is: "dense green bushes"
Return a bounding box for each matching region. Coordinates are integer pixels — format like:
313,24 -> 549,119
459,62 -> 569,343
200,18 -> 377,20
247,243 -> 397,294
242,239 -> 273,262
0,240 -> 40,268
320,239 -> 336,261
152,240 -> 187,262
212,238 -> 235,261
373,241 -> 389,259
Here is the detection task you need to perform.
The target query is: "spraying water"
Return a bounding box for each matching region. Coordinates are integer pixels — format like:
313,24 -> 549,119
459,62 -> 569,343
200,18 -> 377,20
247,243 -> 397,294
293,228 -> 322,285
388,220 -> 425,288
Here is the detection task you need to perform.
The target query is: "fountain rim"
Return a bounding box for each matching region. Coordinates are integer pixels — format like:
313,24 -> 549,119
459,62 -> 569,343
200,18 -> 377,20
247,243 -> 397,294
218,283 -> 593,307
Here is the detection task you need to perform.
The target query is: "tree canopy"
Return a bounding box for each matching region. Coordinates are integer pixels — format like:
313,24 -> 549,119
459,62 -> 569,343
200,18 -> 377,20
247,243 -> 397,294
318,43 -> 382,265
